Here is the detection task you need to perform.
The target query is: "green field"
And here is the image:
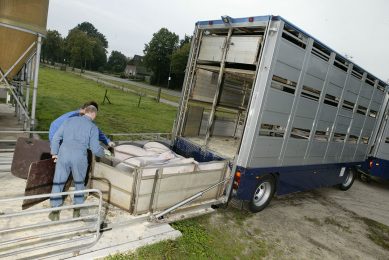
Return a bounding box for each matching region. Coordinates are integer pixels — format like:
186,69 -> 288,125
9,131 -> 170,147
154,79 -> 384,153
36,67 -> 177,137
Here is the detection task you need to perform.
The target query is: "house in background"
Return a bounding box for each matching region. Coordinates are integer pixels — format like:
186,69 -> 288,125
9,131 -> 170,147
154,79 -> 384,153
124,64 -> 137,76
124,55 -> 152,82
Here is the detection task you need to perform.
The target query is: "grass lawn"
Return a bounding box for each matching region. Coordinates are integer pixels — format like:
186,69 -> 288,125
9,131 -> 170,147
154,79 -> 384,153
106,207 -> 270,260
36,67 -> 177,137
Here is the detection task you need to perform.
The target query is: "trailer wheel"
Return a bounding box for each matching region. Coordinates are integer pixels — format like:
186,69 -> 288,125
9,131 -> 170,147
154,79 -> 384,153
339,168 -> 356,191
249,175 -> 275,213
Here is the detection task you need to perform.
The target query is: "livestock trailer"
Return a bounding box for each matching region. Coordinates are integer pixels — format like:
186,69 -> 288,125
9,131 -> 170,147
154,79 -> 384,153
172,15 -> 389,212
361,92 -> 389,180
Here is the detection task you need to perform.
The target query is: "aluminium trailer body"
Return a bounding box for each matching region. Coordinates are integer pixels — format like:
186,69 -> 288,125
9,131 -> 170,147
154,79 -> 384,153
173,15 -> 389,212
362,92 -> 389,180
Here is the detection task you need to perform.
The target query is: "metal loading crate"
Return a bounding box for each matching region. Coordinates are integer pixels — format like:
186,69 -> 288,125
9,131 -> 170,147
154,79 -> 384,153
91,144 -> 229,215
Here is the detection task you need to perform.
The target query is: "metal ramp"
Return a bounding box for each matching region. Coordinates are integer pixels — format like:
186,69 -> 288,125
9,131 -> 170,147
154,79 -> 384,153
0,190 -> 103,259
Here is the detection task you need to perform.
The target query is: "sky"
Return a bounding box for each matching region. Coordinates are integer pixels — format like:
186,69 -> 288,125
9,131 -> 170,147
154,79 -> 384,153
47,0 -> 389,81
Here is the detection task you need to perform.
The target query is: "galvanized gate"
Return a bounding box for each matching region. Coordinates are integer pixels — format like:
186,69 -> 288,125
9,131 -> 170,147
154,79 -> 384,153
0,189 -> 103,259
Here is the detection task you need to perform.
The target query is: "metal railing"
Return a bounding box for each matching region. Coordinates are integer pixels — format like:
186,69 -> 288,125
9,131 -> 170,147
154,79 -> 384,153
0,131 -> 170,142
0,130 -> 49,134
0,189 -> 103,259
0,131 -> 49,149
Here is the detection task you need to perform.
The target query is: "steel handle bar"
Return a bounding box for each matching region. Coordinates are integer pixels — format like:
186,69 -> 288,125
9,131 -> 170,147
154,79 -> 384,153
0,188 -> 102,203
0,202 -> 99,219
0,223 -> 96,246
0,214 -> 97,234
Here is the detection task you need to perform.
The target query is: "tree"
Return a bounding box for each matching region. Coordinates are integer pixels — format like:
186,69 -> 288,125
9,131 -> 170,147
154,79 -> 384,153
107,50 -> 128,73
65,29 -> 94,71
143,28 -> 179,86
90,40 -> 107,71
180,34 -> 191,47
76,22 -> 108,48
41,30 -> 64,64
76,22 -> 108,71
170,42 -> 191,89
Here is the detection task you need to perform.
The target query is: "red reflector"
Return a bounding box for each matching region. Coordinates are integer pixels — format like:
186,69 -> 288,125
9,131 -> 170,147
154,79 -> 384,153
233,171 -> 241,190
369,160 -> 373,169
248,17 -> 254,22
234,171 -> 241,183
208,21 -> 213,25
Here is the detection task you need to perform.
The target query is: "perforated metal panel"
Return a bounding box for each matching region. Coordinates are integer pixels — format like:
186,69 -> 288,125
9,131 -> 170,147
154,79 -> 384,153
248,23 -> 388,167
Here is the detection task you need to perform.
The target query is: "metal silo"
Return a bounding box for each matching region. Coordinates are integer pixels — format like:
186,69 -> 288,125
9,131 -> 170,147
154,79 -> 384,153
0,0 -> 49,129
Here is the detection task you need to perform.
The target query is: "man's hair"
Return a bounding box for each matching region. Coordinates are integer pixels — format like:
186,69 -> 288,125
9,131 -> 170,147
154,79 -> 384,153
84,105 -> 98,114
82,101 -> 99,111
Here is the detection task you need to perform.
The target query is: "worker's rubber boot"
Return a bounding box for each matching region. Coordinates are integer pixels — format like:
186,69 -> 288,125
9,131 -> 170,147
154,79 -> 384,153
48,210 -> 60,221
73,209 -> 81,218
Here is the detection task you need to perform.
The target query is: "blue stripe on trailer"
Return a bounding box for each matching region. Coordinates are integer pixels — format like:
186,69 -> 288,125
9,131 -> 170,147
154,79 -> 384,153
235,162 -> 361,200
197,15 -> 271,26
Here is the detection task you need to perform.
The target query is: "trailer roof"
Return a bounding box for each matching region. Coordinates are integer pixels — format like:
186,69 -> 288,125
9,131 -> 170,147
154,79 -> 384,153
197,15 -> 388,89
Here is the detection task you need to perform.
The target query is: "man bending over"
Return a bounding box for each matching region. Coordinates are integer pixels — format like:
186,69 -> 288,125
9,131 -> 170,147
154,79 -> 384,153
49,105 -> 105,221
49,101 -> 114,147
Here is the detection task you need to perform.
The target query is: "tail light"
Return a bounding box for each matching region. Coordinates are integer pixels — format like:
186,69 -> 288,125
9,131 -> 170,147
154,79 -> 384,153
369,160 -> 373,169
233,171 -> 241,190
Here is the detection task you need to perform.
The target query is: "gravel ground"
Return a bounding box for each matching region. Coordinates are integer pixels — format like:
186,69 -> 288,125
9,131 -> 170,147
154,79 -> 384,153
214,178 -> 389,259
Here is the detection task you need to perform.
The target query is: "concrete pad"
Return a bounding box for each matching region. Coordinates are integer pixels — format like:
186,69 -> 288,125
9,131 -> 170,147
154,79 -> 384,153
0,103 -> 28,150
69,223 -> 181,259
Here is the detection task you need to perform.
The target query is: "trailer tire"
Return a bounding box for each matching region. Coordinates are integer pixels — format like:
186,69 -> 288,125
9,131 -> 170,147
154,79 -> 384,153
339,167 -> 356,191
249,175 -> 276,213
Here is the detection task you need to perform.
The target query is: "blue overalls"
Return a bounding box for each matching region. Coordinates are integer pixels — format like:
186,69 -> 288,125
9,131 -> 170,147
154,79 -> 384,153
50,115 -> 105,207
49,110 -> 111,145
